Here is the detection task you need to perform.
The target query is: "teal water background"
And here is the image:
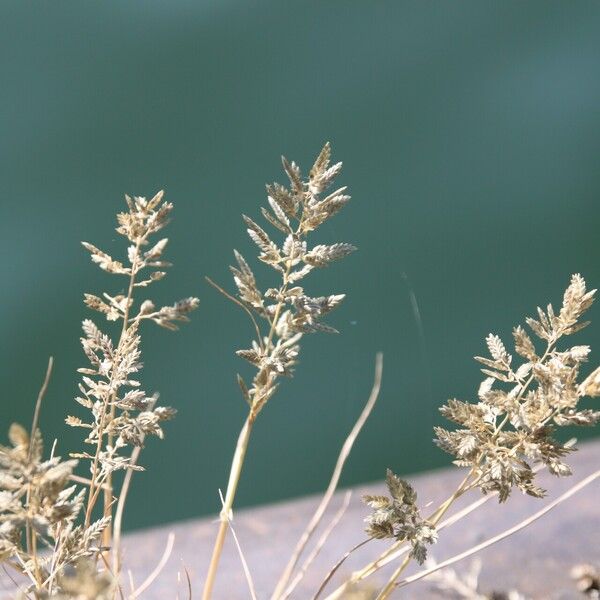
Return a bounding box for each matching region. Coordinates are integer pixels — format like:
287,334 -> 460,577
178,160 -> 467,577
1,1 -> 600,530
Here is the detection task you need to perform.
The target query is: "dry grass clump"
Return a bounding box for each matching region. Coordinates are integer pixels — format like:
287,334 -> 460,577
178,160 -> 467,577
1,191 -> 198,597
0,144 -> 599,600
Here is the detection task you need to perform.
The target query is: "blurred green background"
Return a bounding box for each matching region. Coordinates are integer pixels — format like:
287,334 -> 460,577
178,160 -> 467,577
2,1 -> 600,531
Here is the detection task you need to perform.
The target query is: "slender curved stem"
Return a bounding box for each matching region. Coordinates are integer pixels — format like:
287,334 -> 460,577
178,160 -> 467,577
28,357 -> 54,461
272,353 -> 383,599
112,393 -> 156,575
224,489 -> 259,600
205,276 -> 263,349
312,538 -> 373,600
130,533 -> 175,598
281,492 -> 351,600
25,357 -> 54,589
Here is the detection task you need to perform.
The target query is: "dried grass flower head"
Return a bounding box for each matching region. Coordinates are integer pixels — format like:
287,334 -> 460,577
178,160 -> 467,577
571,563 -> 600,597
363,469 -> 437,564
229,142 -> 356,418
0,424 -> 92,564
435,273 -> 600,502
33,559 -> 116,600
72,192 -> 198,514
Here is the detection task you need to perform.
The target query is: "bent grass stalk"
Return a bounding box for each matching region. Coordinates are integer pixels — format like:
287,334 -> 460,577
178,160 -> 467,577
25,357 -> 54,591
222,490 -> 259,600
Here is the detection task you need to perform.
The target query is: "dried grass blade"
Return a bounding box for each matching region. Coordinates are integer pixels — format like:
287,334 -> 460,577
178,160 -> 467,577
205,276 -> 263,347
183,565 -> 193,600
28,356 -> 54,460
130,532 -> 175,598
2,564 -> 31,599
113,396 -> 159,574
312,538 -> 372,600
281,492 -> 351,600
272,353 -> 383,599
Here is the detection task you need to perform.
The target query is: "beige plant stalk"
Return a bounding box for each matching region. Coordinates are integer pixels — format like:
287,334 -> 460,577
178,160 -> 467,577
202,143 -> 356,599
